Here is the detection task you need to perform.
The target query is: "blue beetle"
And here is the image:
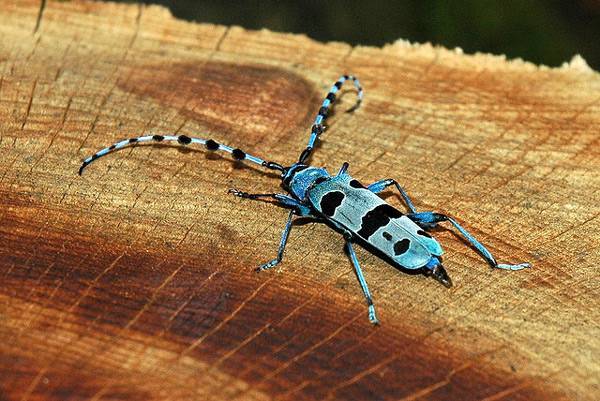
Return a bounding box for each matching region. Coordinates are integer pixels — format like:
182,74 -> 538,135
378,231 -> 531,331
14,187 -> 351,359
79,75 -> 530,324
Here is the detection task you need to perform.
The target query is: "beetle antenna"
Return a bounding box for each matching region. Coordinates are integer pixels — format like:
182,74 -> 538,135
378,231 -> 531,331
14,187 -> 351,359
78,134 -> 284,175
298,75 -> 363,164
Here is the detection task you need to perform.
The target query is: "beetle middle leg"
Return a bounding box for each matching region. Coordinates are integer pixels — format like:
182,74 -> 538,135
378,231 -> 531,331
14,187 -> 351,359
345,241 -> 379,325
408,212 -> 531,271
367,178 -> 417,213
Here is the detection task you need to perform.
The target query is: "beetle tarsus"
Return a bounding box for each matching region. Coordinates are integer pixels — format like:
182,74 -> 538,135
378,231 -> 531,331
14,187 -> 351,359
368,305 -> 380,325
496,262 -> 531,271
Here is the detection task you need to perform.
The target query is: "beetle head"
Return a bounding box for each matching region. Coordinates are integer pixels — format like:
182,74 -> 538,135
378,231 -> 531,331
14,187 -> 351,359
282,163 -> 329,200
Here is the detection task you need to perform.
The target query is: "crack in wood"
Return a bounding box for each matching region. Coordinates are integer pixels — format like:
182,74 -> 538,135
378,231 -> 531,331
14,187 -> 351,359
33,0 -> 46,34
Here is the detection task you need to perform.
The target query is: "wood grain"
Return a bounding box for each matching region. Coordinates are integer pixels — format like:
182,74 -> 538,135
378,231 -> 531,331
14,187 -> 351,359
1,1 -> 599,400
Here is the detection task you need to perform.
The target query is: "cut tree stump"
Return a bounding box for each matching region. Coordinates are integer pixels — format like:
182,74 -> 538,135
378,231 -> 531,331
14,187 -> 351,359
1,1 -> 598,400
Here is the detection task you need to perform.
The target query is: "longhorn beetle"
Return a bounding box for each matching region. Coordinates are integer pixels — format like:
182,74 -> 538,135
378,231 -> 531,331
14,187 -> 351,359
79,74 -> 531,324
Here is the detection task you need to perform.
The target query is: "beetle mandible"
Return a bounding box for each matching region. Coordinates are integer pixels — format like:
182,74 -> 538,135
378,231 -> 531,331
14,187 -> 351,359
79,74 -> 530,324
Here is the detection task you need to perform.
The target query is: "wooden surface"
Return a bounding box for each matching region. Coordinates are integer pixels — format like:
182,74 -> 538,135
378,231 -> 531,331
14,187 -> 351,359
1,1 -> 599,400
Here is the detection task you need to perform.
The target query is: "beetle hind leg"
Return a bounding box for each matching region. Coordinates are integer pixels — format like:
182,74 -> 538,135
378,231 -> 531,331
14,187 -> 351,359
345,241 -> 379,325
408,211 -> 531,271
495,262 -> 531,270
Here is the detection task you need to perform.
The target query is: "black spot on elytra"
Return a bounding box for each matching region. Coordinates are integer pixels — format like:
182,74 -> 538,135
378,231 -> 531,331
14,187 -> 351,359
232,148 -> 246,160
417,229 -> 432,238
320,191 -> 345,217
205,139 -> 219,151
152,135 -> 164,142
382,231 -> 392,241
394,238 -> 410,256
109,144 -> 116,150
349,179 -> 365,189
313,177 -> 328,186
379,204 -> 403,219
357,204 -> 404,239
178,135 -> 191,145
129,138 -> 138,143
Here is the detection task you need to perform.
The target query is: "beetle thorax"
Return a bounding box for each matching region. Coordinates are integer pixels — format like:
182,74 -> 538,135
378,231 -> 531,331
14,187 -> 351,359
283,164 -> 330,200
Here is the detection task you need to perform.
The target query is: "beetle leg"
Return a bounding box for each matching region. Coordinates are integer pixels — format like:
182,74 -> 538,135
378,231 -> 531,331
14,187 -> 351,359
228,189 -> 312,216
367,179 -> 417,213
408,212 -> 531,271
255,210 -> 295,272
345,241 -> 379,325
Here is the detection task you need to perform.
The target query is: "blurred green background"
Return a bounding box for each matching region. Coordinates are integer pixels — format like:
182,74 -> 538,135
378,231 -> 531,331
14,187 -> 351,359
110,0 -> 599,70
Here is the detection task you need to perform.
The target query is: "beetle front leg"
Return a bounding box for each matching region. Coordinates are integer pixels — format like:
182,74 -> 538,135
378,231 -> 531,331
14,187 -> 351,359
408,212 -> 531,270
228,189 -> 312,216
